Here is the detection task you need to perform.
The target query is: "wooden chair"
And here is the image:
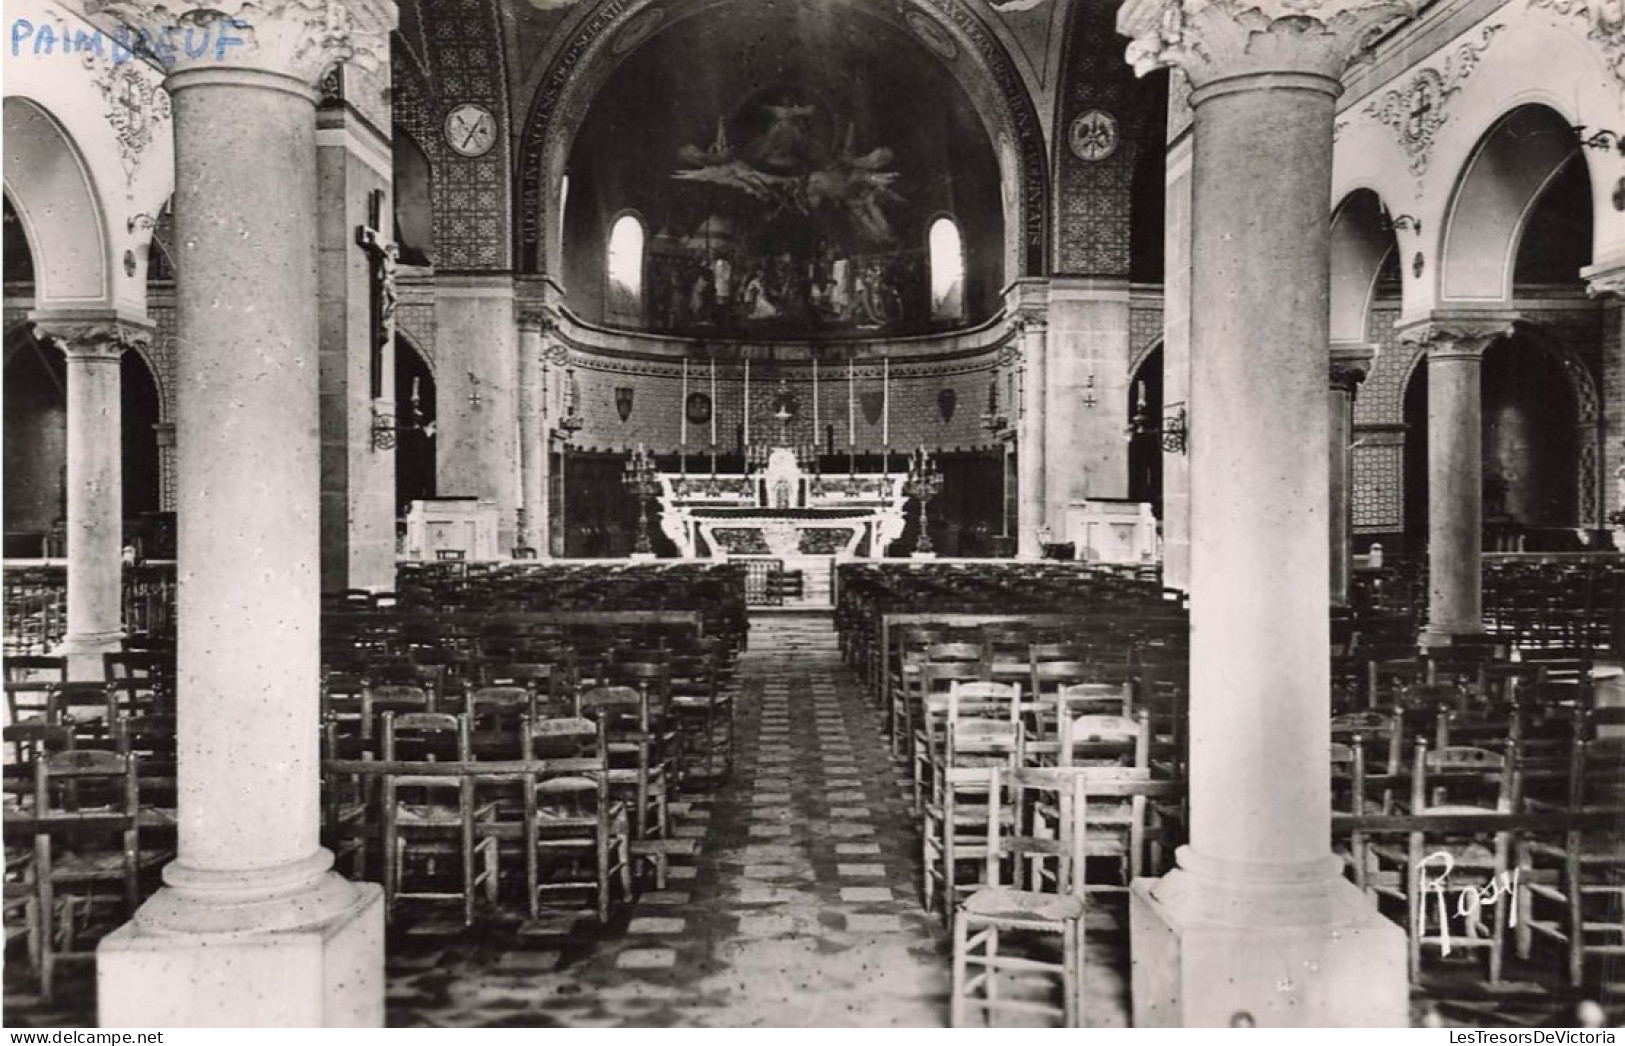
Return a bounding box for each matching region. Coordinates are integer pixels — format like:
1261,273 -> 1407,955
924,716 -> 1020,920
578,686 -> 671,886
950,767 -> 1088,1028
1516,710 -> 1625,986
378,712 -> 498,926
911,657 -> 988,812
29,733 -> 164,1000
667,642 -> 733,782
521,715 -> 632,921
1368,739 -> 1520,985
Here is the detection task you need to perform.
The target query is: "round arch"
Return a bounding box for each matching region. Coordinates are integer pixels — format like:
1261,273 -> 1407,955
2,97 -> 108,309
1329,189 -> 1398,346
515,0 -> 1049,281
1439,104 -> 1588,305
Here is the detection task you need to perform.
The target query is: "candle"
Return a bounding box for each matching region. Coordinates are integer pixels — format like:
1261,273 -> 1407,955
812,357 -> 819,435
1135,380 -> 1146,410
709,357 -> 718,447
848,358 -> 855,447
680,358 -> 689,450
411,375 -> 421,403
744,356 -> 751,445
882,356 -> 890,448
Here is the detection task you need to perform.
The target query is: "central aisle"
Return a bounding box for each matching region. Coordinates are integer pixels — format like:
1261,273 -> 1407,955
388,612 -> 952,1027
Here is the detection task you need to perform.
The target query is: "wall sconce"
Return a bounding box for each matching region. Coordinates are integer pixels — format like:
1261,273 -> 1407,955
1126,401 -> 1188,455
1573,125 -> 1625,156
1378,201 -> 1422,235
371,404 -> 397,451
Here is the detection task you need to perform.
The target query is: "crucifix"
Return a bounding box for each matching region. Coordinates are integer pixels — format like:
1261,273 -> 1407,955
356,188 -> 398,401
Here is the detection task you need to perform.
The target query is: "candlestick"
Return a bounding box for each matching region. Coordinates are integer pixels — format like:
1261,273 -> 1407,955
709,356 -> 718,447
847,358 -> 855,447
681,358 -> 689,451
882,356 -> 890,449
744,356 -> 751,446
812,357 -> 820,437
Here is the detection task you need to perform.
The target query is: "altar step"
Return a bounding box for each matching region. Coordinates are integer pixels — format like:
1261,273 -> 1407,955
754,555 -> 835,611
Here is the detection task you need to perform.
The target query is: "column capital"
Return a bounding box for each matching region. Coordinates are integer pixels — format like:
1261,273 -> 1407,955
1581,260 -> 1625,300
517,305 -> 561,334
1396,313 -> 1516,361
1328,343 -> 1376,393
1118,0 -> 1419,92
87,0 -> 396,91
35,317 -> 153,361
542,343 -> 570,367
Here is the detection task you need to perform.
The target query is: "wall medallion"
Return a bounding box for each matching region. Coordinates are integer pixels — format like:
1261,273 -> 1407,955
1068,109 -> 1119,163
445,103 -> 497,158
937,387 -> 958,423
686,391 -> 713,425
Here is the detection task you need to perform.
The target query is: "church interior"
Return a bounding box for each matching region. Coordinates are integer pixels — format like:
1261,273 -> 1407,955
3,0 -> 1624,1029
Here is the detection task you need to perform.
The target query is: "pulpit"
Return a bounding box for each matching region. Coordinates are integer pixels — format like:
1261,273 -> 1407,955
403,498 -> 501,560
1061,498 -> 1159,565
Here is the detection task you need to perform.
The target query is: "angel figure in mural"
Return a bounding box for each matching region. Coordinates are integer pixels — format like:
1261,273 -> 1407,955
805,124 -> 905,243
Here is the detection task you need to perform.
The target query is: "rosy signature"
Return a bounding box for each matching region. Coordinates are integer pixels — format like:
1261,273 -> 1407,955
1417,850 -> 1519,955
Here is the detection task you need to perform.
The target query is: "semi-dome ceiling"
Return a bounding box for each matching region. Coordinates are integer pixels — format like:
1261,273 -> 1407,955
561,0 -> 1005,340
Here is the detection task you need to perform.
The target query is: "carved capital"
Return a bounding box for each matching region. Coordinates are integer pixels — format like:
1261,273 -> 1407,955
1328,343 -> 1376,393
1397,316 -> 1515,361
86,0 -> 396,89
1118,0 -> 1420,90
1581,262 -> 1625,300
518,305 -> 561,334
36,318 -> 152,362
542,344 -> 570,367
1011,311 -> 1048,337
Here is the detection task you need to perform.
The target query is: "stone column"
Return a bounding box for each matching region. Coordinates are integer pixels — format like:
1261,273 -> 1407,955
1045,278 -> 1132,546
1007,280 -> 1049,558
38,319 -> 148,680
1398,317 -> 1512,646
517,311 -> 548,555
1328,344 -> 1375,606
95,0 -> 395,1029
1582,262 -> 1624,522
1118,0 -> 1413,1027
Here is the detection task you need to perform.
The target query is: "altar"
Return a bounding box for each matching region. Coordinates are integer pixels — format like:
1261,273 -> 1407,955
656,448 -> 908,561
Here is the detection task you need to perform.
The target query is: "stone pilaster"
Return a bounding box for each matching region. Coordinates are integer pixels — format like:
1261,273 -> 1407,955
435,275 -> 520,554
154,421 -> 177,513
1045,278 -> 1132,547
1006,279 -> 1049,558
317,66 -> 395,593
1118,0 -> 1415,1027
1582,262 -> 1625,522
1398,315 -> 1515,647
35,317 -> 149,680
1329,343 -> 1375,606
517,309 -> 554,556
1160,133 -> 1194,592
92,0 -> 396,1029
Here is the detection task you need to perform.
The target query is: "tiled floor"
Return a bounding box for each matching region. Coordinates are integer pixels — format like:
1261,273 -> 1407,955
383,612 -> 963,1027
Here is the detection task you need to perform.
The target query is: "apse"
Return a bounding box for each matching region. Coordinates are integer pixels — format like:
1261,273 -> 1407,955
560,0 -> 1004,339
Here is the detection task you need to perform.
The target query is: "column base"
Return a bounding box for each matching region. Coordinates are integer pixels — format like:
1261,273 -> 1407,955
1130,852 -> 1407,1027
56,629 -> 124,681
98,881 -> 383,1027
1418,623 -> 1485,649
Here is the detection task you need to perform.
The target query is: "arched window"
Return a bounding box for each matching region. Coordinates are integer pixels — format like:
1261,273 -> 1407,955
606,213 -> 644,323
929,217 -> 964,322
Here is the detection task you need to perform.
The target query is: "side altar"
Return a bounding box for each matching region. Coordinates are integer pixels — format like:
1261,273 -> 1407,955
656,448 -> 907,560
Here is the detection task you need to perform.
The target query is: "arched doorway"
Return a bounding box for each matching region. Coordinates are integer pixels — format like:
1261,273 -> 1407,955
394,335 -> 437,516
1127,345 -> 1163,516
1403,327 -> 1587,552
3,324 -> 66,557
